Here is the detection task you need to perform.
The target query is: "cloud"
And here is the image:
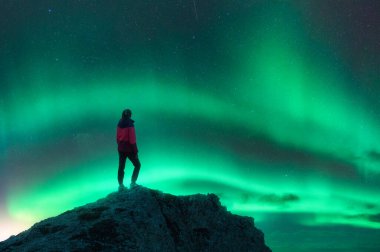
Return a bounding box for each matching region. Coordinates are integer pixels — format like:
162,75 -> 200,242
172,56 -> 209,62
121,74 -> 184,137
365,203 -> 377,210
180,178 -> 300,207
347,213 -> 380,223
226,131 -> 359,179
368,214 -> 380,223
367,150 -> 380,162
259,193 -> 300,205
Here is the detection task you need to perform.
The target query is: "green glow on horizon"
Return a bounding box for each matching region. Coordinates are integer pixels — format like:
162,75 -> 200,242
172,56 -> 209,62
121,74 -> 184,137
7,141 -> 380,230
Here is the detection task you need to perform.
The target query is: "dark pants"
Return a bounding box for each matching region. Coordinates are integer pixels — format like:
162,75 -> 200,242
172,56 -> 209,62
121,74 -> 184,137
118,151 -> 141,185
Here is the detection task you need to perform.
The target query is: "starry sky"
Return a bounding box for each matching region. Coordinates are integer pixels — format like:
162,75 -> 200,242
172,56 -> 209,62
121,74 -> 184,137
1,1 -> 380,251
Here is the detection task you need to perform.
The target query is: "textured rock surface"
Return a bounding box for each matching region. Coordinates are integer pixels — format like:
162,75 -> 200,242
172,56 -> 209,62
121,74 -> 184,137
0,186 -> 271,251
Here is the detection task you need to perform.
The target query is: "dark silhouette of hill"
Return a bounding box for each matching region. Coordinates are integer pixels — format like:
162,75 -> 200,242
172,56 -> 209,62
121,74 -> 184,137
0,186 -> 271,251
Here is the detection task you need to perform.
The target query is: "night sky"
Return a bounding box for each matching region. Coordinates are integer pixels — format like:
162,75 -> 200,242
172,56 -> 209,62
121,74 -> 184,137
1,1 -> 380,251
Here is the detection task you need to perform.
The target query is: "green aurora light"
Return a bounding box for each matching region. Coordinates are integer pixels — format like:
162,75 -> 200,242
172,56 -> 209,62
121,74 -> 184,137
1,1 -> 380,251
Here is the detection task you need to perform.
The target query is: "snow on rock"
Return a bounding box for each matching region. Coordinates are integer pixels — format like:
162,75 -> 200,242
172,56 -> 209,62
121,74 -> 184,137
0,186 -> 272,251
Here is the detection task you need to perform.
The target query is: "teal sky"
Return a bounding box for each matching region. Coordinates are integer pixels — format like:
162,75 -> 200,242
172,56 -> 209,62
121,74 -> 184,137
1,1 -> 380,251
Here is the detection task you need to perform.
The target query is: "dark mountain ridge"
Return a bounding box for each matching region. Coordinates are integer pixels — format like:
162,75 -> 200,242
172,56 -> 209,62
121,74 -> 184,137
0,186 -> 271,251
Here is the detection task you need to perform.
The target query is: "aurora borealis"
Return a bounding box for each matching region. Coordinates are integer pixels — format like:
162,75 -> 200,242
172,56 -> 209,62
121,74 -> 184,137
1,0 -> 380,251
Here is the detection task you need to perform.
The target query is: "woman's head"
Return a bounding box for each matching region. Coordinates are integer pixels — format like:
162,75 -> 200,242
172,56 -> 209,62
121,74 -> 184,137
122,109 -> 132,119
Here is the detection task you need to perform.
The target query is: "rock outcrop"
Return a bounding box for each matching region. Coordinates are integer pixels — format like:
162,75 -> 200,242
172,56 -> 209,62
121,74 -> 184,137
0,186 -> 271,251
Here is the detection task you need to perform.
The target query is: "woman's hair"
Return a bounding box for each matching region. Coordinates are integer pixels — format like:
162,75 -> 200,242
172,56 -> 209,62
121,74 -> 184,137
122,109 -> 132,119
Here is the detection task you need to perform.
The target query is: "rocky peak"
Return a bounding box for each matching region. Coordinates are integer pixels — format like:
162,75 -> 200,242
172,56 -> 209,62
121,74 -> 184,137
0,186 -> 271,251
